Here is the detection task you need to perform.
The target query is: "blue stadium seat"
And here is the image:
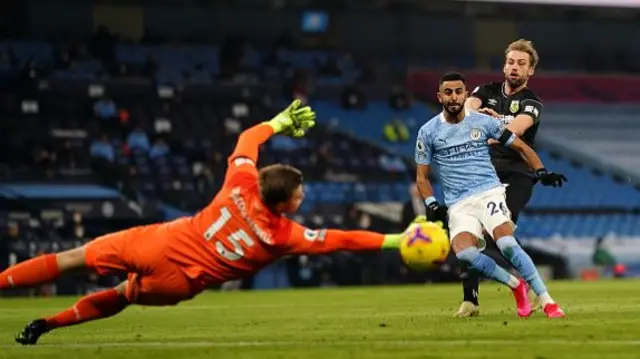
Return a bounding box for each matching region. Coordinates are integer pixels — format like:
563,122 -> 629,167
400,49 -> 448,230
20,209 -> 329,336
530,152 -> 640,209
312,100 -> 436,156
518,214 -> 640,237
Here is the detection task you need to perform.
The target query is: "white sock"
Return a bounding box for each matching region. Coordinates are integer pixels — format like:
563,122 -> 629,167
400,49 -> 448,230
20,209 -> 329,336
506,275 -> 519,289
538,292 -> 554,306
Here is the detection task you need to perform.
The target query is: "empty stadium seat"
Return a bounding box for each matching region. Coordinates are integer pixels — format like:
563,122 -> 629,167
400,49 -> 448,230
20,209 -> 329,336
518,214 -> 640,237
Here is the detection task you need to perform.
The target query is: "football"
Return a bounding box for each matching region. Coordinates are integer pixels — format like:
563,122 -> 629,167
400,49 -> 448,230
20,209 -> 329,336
400,221 -> 450,271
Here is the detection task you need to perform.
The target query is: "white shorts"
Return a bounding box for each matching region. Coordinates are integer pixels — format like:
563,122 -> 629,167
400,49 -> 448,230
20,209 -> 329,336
448,185 -> 514,243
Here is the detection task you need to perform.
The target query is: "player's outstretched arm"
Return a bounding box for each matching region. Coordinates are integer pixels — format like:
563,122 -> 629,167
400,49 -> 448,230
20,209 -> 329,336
487,119 -> 567,187
415,129 -> 448,224
280,220 -> 404,255
508,136 -> 544,170
416,164 -> 435,202
506,114 -> 534,136
228,100 -> 314,165
416,164 -> 448,225
507,99 -> 543,136
509,136 -> 568,187
223,100 -> 316,186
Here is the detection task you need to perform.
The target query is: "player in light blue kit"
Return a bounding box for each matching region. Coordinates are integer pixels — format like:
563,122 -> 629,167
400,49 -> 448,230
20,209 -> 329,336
415,72 -> 566,318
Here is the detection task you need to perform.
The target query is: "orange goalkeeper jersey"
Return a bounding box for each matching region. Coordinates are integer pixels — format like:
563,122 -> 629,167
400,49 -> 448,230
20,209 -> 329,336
163,124 -> 384,286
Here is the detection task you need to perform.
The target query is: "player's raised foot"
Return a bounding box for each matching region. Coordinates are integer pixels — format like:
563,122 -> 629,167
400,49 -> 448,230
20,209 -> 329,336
512,279 -> 533,318
453,301 -> 480,318
15,319 -> 48,345
543,303 -> 565,318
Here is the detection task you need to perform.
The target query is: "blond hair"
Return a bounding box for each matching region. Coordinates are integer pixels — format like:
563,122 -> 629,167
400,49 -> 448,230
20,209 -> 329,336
505,39 -> 539,68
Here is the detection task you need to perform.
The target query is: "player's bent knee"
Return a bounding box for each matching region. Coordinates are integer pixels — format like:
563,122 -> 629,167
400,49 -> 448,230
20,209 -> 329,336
56,246 -> 89,273
491,222 -> 514,240
452,232 -> 478,253
455,245 -> 480,264
495,235 -> 519,253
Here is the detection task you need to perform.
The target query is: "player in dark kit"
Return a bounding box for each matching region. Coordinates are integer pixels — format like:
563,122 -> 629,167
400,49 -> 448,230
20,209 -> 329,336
455,39 -> 567,317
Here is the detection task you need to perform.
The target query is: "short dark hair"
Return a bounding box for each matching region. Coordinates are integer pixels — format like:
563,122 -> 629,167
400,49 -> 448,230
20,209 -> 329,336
439,71 -> 466,86
259,164 -> 303,211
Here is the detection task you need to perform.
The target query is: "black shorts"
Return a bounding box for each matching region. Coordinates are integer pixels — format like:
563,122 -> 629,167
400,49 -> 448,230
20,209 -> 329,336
497,171 -> 535,224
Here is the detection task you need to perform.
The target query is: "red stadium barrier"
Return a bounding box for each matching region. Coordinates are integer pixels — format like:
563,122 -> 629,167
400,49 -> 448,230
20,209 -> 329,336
407,70 -> 640,103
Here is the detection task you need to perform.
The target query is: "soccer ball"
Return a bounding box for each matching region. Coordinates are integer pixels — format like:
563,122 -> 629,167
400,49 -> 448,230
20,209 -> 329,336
400,221 -> 450,271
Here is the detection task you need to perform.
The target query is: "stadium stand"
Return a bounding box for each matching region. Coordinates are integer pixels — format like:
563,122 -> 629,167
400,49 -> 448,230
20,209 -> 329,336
312,100 -> 434,156
530,151 -> 640,210
538,104 -> 640,186
0,91 -> 410,211
3,39 -> 640,239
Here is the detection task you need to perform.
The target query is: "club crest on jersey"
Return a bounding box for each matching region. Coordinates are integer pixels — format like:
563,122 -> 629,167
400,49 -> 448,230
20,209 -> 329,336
510,100 -> 520,113
470,128 -> 482,141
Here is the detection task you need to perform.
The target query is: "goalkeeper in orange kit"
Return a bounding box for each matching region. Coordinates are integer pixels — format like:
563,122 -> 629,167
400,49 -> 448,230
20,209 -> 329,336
1,100 -> 418,345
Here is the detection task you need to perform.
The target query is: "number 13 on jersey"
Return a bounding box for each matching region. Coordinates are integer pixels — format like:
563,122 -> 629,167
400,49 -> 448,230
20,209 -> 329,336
204,207 -> 255,261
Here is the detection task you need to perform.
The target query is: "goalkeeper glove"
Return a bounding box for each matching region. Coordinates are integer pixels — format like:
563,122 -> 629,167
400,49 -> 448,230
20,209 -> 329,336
266,99 -> 316,137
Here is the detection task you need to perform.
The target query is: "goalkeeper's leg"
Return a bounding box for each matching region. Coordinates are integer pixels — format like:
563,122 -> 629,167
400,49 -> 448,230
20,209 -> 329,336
15,282 -> 129,345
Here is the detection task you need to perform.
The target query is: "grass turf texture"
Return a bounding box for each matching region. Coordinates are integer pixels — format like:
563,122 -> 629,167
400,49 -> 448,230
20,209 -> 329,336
0,280 -> 639,359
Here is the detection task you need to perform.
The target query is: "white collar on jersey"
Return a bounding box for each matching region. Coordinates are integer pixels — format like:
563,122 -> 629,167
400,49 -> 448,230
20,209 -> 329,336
439,109 -> 470,124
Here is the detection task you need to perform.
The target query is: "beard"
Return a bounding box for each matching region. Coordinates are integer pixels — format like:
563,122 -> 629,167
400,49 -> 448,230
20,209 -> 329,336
444,102 -> 464,116
506,75 -> 527,88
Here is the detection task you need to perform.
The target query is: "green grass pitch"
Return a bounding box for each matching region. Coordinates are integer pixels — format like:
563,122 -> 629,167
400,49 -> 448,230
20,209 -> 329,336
0,280 -> 639,358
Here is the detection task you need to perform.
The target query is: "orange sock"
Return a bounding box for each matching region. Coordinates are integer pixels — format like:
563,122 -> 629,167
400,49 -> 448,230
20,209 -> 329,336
45,288 -> 128,330
0,254 -> 60,290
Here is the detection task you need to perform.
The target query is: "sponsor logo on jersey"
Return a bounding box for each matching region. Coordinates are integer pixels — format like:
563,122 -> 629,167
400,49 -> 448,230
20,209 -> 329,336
304,228 -> 327,242
509,100 -> 520,113
488,98 -> 498,106
524,105 -> 539,117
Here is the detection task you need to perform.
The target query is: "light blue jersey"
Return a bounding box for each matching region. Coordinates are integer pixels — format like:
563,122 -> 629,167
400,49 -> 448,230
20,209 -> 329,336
415,111 -> 515,206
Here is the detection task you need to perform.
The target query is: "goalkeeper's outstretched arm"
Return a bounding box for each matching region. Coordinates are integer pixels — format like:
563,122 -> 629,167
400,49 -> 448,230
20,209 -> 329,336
228,123 -> 276,166
224,100 -> 315,185
279,220 -> 404,255
228,101 -> 302,165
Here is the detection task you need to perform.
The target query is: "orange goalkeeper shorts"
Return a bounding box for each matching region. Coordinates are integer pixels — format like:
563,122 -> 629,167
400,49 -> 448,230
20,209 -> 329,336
85,224 -> 204,306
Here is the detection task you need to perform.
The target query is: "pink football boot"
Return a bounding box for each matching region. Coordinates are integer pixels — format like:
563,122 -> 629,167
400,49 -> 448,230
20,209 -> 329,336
512,279 -> 533,318
543,303 -> 566,318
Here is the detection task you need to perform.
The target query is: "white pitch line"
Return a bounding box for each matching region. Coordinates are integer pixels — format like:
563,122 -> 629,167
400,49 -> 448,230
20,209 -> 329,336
4,339 -> 640,349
